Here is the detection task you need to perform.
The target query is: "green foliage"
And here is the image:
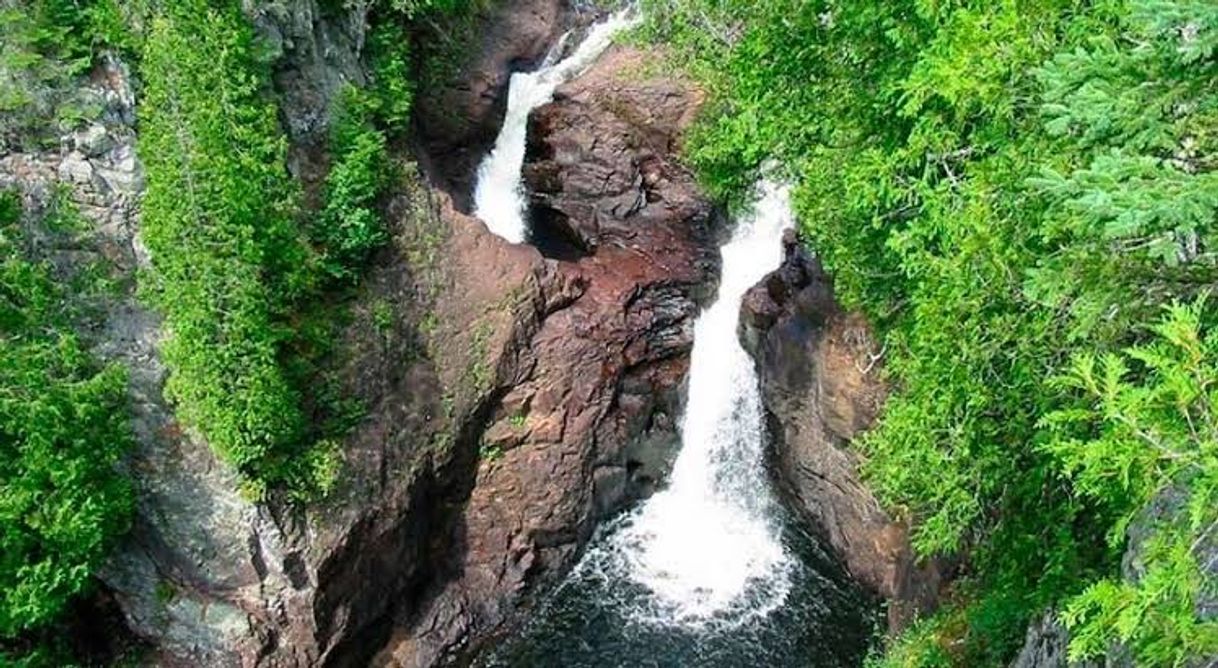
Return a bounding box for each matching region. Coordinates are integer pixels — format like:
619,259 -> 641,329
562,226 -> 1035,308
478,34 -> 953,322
137,0 -> 331,496
1046,302 -> 1218,665
385,0 -> 470,18
647,0 -> 1217,663
365,20 -> 416,134
0,191 -> 134,638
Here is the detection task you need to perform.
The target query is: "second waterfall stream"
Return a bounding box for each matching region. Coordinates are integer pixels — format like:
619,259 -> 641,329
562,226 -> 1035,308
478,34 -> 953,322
477,178 -> 872,667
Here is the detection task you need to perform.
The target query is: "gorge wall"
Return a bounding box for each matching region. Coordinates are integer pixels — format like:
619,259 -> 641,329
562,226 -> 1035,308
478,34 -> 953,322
0,1 -> 725,666
376,44 -> 721,668
739,233 -> 946,632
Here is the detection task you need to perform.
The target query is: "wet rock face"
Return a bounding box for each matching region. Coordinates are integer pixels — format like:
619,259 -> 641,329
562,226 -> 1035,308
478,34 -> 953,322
739,234 -> 943,632
376,46 -> 720,667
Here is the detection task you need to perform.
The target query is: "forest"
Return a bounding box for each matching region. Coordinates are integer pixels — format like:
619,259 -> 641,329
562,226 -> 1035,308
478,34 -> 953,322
0,0 -> 1215,666
644,0 -> 1217,664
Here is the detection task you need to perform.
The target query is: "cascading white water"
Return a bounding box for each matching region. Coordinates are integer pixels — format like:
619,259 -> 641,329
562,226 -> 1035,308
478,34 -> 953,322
469,0 -> 804,633
472,9 -> 640,243
475,179 -> 878,666
578,179 -> 799,627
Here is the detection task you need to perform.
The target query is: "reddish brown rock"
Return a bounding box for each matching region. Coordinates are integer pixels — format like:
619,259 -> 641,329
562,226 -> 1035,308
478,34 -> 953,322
739,232 -> 945,632
522,48 -> 708,257
376,46 -> 719,666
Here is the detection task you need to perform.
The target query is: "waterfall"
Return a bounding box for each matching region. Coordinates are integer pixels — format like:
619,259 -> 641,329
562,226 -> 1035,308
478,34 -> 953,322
468,0 -> 806,635
475,179 -> 877,666
579,179 -> 798,628
472,9 -> 640,243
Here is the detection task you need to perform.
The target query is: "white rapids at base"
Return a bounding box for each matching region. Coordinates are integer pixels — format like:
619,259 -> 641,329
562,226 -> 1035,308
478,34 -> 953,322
576,179 -> 799,628
472,9 -> 639,243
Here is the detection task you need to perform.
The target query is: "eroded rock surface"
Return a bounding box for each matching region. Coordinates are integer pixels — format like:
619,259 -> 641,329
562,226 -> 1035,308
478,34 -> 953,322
377,46 -> 719,666
523,48 -> 707,257
739,233 -> 943,631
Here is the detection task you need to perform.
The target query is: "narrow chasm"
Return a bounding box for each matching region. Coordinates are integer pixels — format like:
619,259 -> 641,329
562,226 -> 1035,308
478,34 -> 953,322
440,7 -> 883,668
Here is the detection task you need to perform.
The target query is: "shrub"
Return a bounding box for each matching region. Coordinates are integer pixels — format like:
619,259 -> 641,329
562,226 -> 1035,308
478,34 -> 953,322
137,0 -> 326,494
0,191 -> 134,638
313,88 -> 391,282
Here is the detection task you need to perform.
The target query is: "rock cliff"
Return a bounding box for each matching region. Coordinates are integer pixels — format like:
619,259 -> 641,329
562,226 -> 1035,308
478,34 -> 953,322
739,233 -> 944,631
0,2 -> 726,665
377,45 -> 719,666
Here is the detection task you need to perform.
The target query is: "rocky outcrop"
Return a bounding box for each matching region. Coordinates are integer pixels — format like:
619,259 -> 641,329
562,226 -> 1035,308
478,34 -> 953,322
245,0 -> 373,193
0,7 -> 468,667
3,4 -> 717,666
739,234 -> 943,631
523,48 -> 707,258
8,8 -> 468,667
376,46 -> 719,666
247,0 -> 370,142
89,147 -> 463,668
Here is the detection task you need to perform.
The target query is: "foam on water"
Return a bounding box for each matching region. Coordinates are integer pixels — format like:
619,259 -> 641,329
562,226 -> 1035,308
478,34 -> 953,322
472,8 -> 640,243
576,179 -> 799,628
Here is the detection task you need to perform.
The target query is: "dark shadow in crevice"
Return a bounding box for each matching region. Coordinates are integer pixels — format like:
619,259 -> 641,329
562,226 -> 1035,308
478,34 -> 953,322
527,206 -> 592,261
